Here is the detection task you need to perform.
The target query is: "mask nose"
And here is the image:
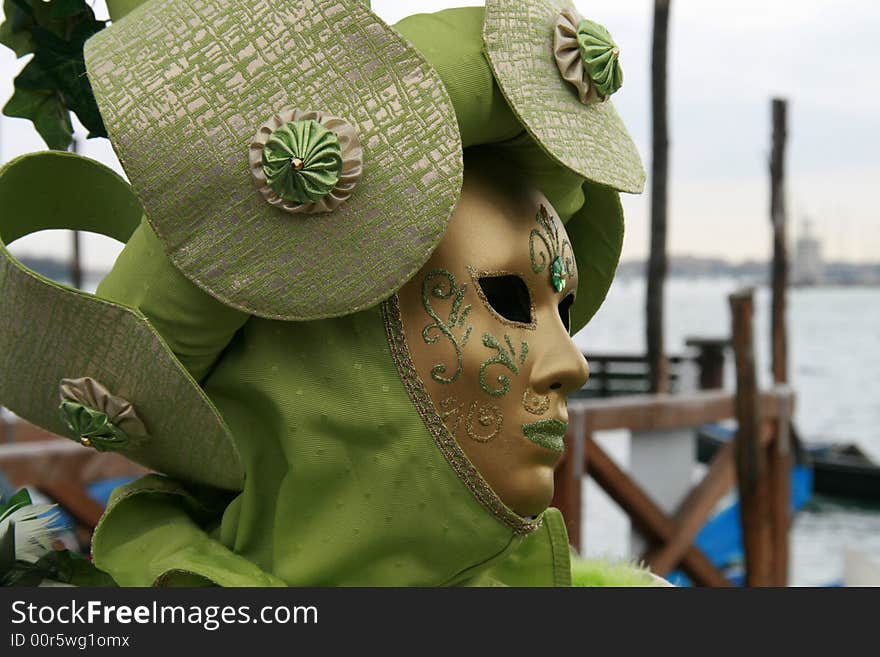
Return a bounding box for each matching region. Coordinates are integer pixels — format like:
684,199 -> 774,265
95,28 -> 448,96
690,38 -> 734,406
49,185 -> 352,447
529,327 -> 590,396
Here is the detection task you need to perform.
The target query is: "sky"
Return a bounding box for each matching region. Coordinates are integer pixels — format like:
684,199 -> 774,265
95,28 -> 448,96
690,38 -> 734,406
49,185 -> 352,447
2,0 -> 878,269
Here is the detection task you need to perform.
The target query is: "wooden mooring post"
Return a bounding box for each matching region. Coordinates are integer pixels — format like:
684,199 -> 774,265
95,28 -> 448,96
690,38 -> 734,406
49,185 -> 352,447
730,289 -> 771,584
729,288 -> 790,586
770,98 -> 789,385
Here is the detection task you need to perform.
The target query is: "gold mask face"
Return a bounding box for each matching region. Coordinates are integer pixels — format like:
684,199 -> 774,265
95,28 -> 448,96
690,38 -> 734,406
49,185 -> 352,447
398,153 -> 590,517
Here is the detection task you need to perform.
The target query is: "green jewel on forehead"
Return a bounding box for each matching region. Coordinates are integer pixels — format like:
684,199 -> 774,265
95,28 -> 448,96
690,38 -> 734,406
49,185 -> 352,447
550,256 -> 567,293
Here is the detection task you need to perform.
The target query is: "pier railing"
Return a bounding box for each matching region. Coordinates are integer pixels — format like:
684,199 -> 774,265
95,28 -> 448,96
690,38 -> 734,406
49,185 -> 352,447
575,353 -> 688,397
553,387 -> 793,586
578,337 -> 730,398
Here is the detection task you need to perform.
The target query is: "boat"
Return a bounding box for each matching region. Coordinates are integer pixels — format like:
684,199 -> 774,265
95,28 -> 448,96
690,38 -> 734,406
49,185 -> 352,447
697,423 -> 880,503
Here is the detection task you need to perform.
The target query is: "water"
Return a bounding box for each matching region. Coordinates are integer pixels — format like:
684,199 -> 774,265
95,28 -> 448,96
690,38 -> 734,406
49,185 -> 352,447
571,276 -> 880,585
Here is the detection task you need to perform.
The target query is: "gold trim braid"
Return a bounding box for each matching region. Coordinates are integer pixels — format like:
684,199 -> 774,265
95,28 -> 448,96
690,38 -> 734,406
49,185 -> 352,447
381,295 -> 541,536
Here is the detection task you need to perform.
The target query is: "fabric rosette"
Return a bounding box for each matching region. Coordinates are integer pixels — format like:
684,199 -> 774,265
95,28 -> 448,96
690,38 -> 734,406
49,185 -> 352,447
249,108 -> 363,214
58,377 -> 147,451
553,9 -> 623,105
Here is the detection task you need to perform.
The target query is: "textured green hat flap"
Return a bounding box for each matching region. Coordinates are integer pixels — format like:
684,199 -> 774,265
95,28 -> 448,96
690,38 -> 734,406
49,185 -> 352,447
84,0 -> 462,321
483,0 -> 645,194
0,152 -> 245,491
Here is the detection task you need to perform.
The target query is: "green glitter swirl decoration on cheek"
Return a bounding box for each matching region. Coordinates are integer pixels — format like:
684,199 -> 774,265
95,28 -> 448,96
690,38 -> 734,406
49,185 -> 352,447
421,269 -> 474,384
479,333 -> 529,397
440,396 -> 503,443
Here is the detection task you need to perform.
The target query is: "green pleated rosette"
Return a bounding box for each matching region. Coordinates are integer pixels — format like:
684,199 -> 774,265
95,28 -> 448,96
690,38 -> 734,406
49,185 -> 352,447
59,400 -> 129,452
262,120 -> 342,205
576,20 -> 623,99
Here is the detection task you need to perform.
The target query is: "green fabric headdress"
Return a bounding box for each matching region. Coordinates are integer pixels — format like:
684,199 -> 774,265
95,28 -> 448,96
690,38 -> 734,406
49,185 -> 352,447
0,152 -> 245,490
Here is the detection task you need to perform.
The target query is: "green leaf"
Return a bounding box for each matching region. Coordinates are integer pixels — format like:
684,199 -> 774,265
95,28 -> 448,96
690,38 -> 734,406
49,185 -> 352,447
3,83 -> 74,150
0,488 -> 32,520
0,522 -> 16,574
8,1 -> 63,39
51,551 -> 117,586
0,1 -> 34,57
1,549 -> 118,587
30,22 -> 107,138
51,0 -> 92,20
0,0 -> 107,149
1,560 -> 44,587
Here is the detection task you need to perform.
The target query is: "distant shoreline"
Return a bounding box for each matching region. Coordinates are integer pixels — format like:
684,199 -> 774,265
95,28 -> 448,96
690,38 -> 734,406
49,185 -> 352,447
616,257 -> 880,287
15,255 -> 880,289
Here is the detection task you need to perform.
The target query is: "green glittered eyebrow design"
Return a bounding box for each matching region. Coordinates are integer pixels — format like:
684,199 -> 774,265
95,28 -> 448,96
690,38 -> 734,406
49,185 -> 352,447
420,269 -> 474,385
530,204 -> 576,293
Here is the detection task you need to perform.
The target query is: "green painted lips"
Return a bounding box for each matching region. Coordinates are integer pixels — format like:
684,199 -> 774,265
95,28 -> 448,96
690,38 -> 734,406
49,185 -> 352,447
521,418 -> 568,452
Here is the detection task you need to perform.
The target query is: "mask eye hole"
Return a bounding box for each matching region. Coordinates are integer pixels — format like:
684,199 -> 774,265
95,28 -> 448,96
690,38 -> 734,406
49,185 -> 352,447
558,293 -> 575,334
477,274 -> 533,325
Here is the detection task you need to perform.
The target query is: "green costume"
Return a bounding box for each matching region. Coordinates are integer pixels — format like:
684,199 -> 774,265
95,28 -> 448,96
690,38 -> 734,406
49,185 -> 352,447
0,0 -> 661,586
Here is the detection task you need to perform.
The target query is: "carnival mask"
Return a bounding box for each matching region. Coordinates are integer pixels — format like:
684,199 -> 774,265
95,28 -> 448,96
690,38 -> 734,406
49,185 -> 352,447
397,152 -> 590,517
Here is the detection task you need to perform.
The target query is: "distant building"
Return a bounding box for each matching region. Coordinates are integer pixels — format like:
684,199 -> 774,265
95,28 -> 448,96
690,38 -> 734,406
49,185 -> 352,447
792,220 -> 824,285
